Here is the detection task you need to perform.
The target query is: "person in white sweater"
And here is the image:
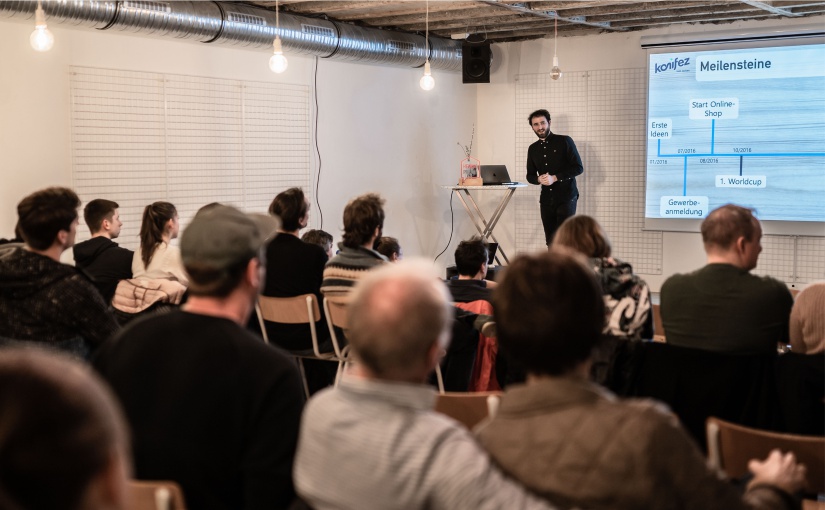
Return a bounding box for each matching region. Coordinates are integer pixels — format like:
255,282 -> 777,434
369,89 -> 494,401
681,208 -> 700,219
132,201 -> 188,287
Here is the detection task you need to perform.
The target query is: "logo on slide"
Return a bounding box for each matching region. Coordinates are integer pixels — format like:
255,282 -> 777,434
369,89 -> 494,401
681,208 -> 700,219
655,57 -> 691,74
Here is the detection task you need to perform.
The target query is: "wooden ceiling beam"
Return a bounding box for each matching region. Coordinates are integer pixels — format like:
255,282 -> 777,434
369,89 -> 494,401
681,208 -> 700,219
585,3 -> 770,22
280,1 -> 410,15
608,10 -> 778,27
476,0 -> 627,30
736,0 -> 803,16
360,7 -> 528,26
334,2 -> 482,21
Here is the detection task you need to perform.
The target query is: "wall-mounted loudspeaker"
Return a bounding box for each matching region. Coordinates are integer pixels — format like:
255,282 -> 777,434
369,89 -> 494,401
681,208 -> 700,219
462,43 -> 491,84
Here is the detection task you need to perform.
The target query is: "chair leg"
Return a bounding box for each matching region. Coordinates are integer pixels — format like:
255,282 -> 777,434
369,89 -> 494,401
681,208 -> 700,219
334,360 -> 345,386
435,364 -> 445,394
296,358 -> 310,399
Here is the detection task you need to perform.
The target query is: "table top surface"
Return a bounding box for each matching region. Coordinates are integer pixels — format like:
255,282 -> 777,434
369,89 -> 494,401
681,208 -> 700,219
442,183 -> 528,190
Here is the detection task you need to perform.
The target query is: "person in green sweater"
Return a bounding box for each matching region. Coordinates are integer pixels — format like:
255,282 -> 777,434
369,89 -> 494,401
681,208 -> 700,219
661,204 -> 793,354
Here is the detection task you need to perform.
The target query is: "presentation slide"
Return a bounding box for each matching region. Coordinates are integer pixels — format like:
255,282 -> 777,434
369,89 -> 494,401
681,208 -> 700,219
644,43 -> 825,227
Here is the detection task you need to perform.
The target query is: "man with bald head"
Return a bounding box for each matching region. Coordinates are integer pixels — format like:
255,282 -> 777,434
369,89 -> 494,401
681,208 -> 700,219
294,260 -> 553,510
661,204 -> 793,354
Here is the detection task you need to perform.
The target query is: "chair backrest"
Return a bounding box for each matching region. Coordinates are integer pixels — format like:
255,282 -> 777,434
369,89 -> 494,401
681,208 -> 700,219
707,417 -> 825,496
652,303 -> 665,341
127,480 -> 187,510
256,294 -> 321,355
612,342 -> 780,450
324,297 -> 348,329
257,294 -> 321,325
322,297 -> 349,360
434,392 -> 502,430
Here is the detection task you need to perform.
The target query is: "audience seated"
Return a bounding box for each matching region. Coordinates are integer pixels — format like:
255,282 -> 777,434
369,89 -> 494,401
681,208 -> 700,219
263,188 -> 330,349
320,193 -> 387,301
553,215 -> 651,340
262,188 -> 336,393
376,236 -> 402,261
132,201 -> 188,287
446,236 -> 496,305
445,236 -> 503,390
0,348 -> 130,510
789,283 -> 825,354
661,204 -> 793,354
73,199 -> 134,304
476,248 -> 806,510
0,187 -> 119,357
295,260 -> 555,509
777,283 -> 825,435
553,215 -> 652,384
301,228 -> 333,258
95,206 -> 305,509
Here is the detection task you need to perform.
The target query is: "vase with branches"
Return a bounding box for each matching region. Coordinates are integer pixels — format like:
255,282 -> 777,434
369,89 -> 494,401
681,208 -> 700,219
457,124 -> 481,185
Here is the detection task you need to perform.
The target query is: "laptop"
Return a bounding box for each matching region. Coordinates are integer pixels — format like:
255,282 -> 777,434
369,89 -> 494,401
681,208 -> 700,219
480,165 -> 517,186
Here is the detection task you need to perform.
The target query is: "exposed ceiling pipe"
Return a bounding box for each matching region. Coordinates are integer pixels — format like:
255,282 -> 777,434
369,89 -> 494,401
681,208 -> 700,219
0,1 -> 462,71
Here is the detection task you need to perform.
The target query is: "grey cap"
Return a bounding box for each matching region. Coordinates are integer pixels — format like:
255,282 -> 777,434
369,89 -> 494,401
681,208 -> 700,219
181,205 -> 280,271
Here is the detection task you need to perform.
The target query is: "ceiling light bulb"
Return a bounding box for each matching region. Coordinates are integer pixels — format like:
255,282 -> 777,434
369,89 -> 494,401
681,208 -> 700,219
420,61 -> 435,91
551,55 -> 562,81
269,38 -> 288,73
30,4 -> 54,52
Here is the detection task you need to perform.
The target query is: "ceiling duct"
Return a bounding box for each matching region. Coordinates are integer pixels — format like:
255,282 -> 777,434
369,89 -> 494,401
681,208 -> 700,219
0,1 -> 462,71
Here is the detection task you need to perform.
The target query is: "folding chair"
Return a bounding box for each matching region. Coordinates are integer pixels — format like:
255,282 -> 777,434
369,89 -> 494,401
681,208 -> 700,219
321,297 -> 352,385
256,294 -> 344,398
127,480 -> 186,510
322,296 -> 445,392
707,417 -> 825,498
434,392 -> 502,430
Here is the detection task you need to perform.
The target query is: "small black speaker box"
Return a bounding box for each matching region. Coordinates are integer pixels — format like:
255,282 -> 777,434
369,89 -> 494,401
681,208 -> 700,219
462,43 -> 491,84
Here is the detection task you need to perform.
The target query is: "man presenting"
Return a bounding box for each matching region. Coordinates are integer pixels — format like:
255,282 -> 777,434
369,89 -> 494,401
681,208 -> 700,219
526,109 -> 583,245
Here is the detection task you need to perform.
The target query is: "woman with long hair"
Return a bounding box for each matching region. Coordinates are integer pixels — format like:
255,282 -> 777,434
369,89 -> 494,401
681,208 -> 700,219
132,201 -> 188,286
553,215 -> 652,384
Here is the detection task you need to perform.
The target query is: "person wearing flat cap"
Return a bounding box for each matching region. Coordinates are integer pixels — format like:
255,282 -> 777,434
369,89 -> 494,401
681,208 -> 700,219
94,205 -> 306,510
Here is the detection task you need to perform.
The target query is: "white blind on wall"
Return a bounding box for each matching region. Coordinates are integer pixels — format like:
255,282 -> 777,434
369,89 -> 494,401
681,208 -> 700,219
70,66 -> 310,250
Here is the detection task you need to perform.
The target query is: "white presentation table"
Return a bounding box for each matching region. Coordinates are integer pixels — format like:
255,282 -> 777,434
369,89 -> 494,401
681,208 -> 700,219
442,183 -> 527,265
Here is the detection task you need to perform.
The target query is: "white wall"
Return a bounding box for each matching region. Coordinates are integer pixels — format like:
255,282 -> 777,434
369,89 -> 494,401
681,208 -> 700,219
476,16 -> 825,291
2,15 -> 822,282
0,20 -> 480,271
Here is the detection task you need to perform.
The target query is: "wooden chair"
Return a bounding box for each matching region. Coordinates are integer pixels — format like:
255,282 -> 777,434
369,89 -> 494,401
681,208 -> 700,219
434,392 -> 502,430
127,480 -> 186,510
652,303 -> 665,342
322,297 -> 352,385
323,296 -> 445,392
257,294 -> 343,398
707,417 -> 825,497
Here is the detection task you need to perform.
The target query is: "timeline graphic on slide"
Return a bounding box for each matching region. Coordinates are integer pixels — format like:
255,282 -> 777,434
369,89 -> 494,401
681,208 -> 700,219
645,43 -> 825,222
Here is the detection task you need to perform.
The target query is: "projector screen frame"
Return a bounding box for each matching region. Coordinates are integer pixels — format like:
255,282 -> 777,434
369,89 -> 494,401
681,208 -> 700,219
641,28 -> 825,237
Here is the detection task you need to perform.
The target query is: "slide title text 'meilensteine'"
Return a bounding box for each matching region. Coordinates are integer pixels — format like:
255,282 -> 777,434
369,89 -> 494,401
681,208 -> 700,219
700,59 -> 771,72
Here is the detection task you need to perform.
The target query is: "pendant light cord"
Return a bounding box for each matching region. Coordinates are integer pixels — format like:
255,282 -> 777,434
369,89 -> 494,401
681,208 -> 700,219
553,16 -> 557,58
425,0 -> 429,61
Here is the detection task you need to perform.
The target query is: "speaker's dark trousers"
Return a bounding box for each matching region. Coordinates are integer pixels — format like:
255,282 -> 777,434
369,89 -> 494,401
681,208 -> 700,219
540,195 -> 578,245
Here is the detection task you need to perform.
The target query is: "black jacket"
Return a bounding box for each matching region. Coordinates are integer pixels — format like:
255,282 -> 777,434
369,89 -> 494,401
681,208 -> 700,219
73,237 -> 133,303
526,132 -> 583,202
